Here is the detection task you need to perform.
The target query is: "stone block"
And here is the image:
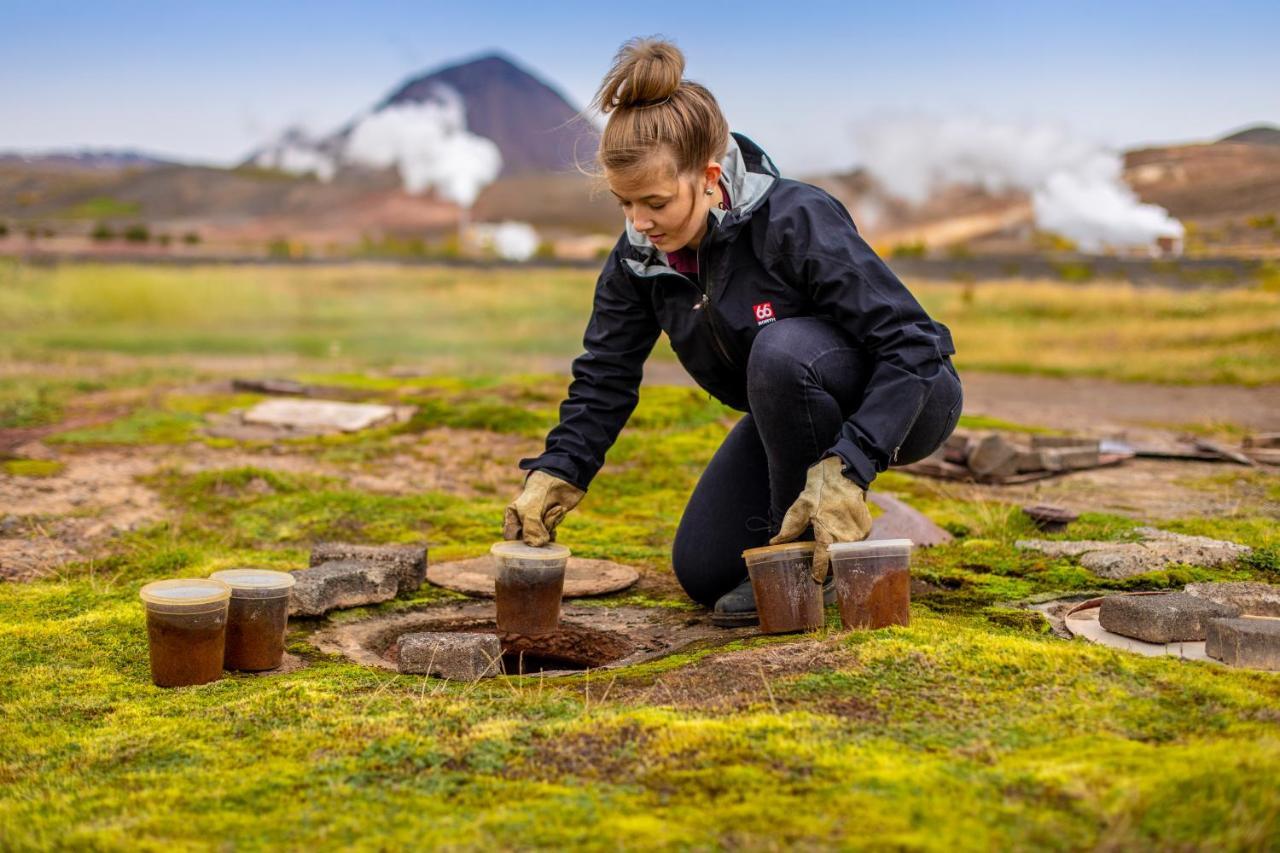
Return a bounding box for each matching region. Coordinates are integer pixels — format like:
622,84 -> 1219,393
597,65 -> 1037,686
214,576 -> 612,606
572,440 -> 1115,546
310,542 -> 428,593
289,560 -> 398,617
397,631 -> 503,680
1098,593 -> 1239,644
1185,582 -> 1280,617
1205,617 -> 1280,670
967,434 -> 1019,479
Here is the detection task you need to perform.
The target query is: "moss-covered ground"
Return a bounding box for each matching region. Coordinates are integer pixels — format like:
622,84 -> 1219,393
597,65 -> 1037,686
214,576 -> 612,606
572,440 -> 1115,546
2,262 -> 1279,849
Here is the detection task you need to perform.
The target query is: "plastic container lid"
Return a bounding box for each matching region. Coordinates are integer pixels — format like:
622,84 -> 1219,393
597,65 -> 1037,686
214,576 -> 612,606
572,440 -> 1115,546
139,578 -> 231,608
490,542 -> 571,562
209,569 -> 297,598
826,538 -> 914,559
742,541 -> 816,564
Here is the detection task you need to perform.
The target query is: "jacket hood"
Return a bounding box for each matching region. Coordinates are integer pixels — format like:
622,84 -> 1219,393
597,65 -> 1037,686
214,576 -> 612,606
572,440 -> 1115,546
622,132 -> 780,275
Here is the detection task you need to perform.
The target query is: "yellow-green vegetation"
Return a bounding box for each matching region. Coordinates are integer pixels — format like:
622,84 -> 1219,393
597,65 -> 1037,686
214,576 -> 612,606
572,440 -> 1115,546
2,261 -> 1279,847
3,261 -> 1280,383
2,458 -> 65,478
3,377 -> 1280,847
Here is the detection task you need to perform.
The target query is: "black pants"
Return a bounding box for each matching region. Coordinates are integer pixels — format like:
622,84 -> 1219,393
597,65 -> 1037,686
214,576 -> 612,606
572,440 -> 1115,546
671,317 -> 963,607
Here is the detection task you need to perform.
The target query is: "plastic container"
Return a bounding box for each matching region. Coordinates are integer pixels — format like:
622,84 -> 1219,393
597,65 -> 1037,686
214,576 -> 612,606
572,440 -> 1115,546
491,542 -> 570,636
741,542 -> 823,634
139,578 -> 231,687
209,569 -> 296,671
828,539 -> 912,630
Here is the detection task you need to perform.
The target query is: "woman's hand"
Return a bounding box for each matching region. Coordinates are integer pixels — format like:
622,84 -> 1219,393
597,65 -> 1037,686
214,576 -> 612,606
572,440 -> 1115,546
770,456 -> 873,581
502,471 -> 586,547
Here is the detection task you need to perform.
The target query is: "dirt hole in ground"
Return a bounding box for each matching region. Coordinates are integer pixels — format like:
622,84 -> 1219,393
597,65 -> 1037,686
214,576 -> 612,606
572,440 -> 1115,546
309,601 -> 754,677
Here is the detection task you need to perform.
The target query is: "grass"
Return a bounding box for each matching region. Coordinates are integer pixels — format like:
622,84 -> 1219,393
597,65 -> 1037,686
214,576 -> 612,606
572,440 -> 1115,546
1,260 -> 1278,848
2,261 -> 1279,383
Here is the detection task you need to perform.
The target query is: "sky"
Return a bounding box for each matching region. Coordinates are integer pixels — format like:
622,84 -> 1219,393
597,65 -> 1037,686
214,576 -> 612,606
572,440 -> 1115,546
3,0 -> 1278,173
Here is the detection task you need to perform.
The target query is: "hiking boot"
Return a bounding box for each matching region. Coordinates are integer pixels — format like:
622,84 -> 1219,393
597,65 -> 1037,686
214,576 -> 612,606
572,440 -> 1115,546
710,573 -> 837,628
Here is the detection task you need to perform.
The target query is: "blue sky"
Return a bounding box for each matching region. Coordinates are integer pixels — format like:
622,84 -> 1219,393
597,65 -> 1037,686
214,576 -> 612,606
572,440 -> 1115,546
3,0 -> 1277,172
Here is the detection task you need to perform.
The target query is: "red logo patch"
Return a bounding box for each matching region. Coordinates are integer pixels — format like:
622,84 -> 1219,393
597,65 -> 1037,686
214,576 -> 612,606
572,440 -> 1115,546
753,301 -> 776,325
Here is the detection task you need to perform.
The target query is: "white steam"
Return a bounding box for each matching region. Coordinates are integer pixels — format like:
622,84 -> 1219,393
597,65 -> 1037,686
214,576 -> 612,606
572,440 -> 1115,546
253,128 -> 337,181
471,221 -> 541,261
343,86 -> 501,206
852,115 -> 1183,251
251,85 -> 503,207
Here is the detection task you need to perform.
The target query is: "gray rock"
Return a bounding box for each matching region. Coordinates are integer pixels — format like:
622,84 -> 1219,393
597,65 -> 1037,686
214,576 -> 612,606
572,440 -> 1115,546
397,632 -> 503,680
1098,593 -> 1239,644
288,560 -> 399,617
1016,527 -> 1251,580
1185,582 -> 1280,618
310,542 -> 428,594
1205,617 -> 1280,670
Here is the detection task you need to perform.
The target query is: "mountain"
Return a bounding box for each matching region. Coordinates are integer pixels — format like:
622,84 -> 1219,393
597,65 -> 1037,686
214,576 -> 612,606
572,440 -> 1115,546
0,148 -> 179,171
1217,124 -> 1280,146
372,52 -> 598,175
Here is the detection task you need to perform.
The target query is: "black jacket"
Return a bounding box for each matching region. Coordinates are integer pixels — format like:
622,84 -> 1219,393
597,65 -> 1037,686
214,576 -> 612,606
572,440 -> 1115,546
520,132 -> 957,490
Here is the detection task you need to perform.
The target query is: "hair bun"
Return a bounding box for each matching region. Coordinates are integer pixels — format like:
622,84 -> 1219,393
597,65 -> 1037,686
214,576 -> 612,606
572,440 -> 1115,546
594,37 -> 685,114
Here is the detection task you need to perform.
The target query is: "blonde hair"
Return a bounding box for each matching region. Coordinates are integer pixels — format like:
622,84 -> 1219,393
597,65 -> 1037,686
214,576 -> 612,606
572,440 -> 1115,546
592,37 -> 730,183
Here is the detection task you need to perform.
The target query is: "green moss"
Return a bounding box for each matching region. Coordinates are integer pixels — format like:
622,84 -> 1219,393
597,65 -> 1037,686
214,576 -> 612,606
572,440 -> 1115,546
2,459 -> 65,478
50,408 -> 203,445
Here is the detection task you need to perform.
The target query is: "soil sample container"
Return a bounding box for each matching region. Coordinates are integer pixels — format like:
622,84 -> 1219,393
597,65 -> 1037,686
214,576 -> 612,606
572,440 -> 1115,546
491,542 -> 570,636
741,542 -> 823,634
139,578 -> 232,687
209,569 -> 297,671
829,539 -> 913,630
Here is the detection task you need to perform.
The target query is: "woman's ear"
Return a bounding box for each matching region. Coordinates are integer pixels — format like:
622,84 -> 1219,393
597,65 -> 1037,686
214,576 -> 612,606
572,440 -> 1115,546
703,161 -> 723,189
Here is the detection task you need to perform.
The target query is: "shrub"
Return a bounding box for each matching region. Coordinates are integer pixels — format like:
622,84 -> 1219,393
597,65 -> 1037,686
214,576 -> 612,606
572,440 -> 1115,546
891,241 -> 927,259
90,222 -> 115,241
182,231 -> 201,245
123,223 -> 150,243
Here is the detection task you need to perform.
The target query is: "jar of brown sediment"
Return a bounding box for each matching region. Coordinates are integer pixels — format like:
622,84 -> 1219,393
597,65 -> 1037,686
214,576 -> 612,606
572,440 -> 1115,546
139,578 -> 232,687
209,569 -> 297,671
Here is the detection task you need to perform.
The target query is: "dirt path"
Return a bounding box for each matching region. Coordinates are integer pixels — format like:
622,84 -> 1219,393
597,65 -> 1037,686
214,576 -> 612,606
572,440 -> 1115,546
635,361 -> 1280,432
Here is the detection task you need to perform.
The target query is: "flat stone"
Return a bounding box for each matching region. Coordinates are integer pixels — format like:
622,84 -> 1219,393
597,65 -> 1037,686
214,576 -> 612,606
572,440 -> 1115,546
1185,582 -> 1280,617
1098,593 -> 1239,644
310,542 -> 427,593
242,399 -> 397,433
1016,526 -> 1251,580
397,631 -> 502,680
288,560 -> 398,617
1205,617 -> 1280,670
867,492 -> 953,547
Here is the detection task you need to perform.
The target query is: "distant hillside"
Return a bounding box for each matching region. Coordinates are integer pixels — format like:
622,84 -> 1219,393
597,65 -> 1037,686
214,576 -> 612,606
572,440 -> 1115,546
1218,124 -> 1280,146
0,148 -> 179,171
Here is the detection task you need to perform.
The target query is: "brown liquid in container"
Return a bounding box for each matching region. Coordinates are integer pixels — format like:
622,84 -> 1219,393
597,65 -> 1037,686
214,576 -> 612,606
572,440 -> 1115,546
830,539 -> 912,630
743,543 -> 823,635
491,542 -> 570,637
146,606 -> 228,687
224,595 -> 290,671
495,563 -> 566,635
210,569 -> 296,672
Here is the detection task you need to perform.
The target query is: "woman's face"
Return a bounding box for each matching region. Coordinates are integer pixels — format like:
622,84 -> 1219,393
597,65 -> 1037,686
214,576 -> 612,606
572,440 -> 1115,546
608,156 -> 721,251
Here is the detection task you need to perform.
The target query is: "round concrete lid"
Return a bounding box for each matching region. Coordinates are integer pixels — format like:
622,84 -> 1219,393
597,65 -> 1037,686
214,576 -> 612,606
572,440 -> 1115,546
427,555 -> 639,598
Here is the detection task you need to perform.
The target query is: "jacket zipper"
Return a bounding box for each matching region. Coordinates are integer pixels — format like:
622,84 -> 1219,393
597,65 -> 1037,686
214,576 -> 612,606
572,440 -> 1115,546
693,234 -> 738,369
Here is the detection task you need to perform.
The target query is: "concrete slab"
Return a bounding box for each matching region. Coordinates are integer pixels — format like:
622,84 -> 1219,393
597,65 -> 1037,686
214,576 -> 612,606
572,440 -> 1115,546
242,399 -> 397,433
1205,616 -> 1280,670
397,631 -> 503,679
310,542 -> 428,594
1098,592 -> 1239,643
289,560 -> 399,617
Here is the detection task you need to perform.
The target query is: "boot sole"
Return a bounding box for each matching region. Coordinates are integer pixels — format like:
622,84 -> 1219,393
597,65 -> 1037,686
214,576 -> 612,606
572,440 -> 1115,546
711,580 -> 836,628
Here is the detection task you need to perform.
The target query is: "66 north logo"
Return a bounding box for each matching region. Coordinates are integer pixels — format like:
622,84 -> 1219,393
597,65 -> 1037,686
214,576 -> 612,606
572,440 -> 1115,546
753,301 -> 777,326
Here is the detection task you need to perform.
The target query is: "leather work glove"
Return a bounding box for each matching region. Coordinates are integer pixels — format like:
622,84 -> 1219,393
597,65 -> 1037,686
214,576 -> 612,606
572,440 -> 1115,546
502,471 -> 585,547
770,456 -> 873,582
